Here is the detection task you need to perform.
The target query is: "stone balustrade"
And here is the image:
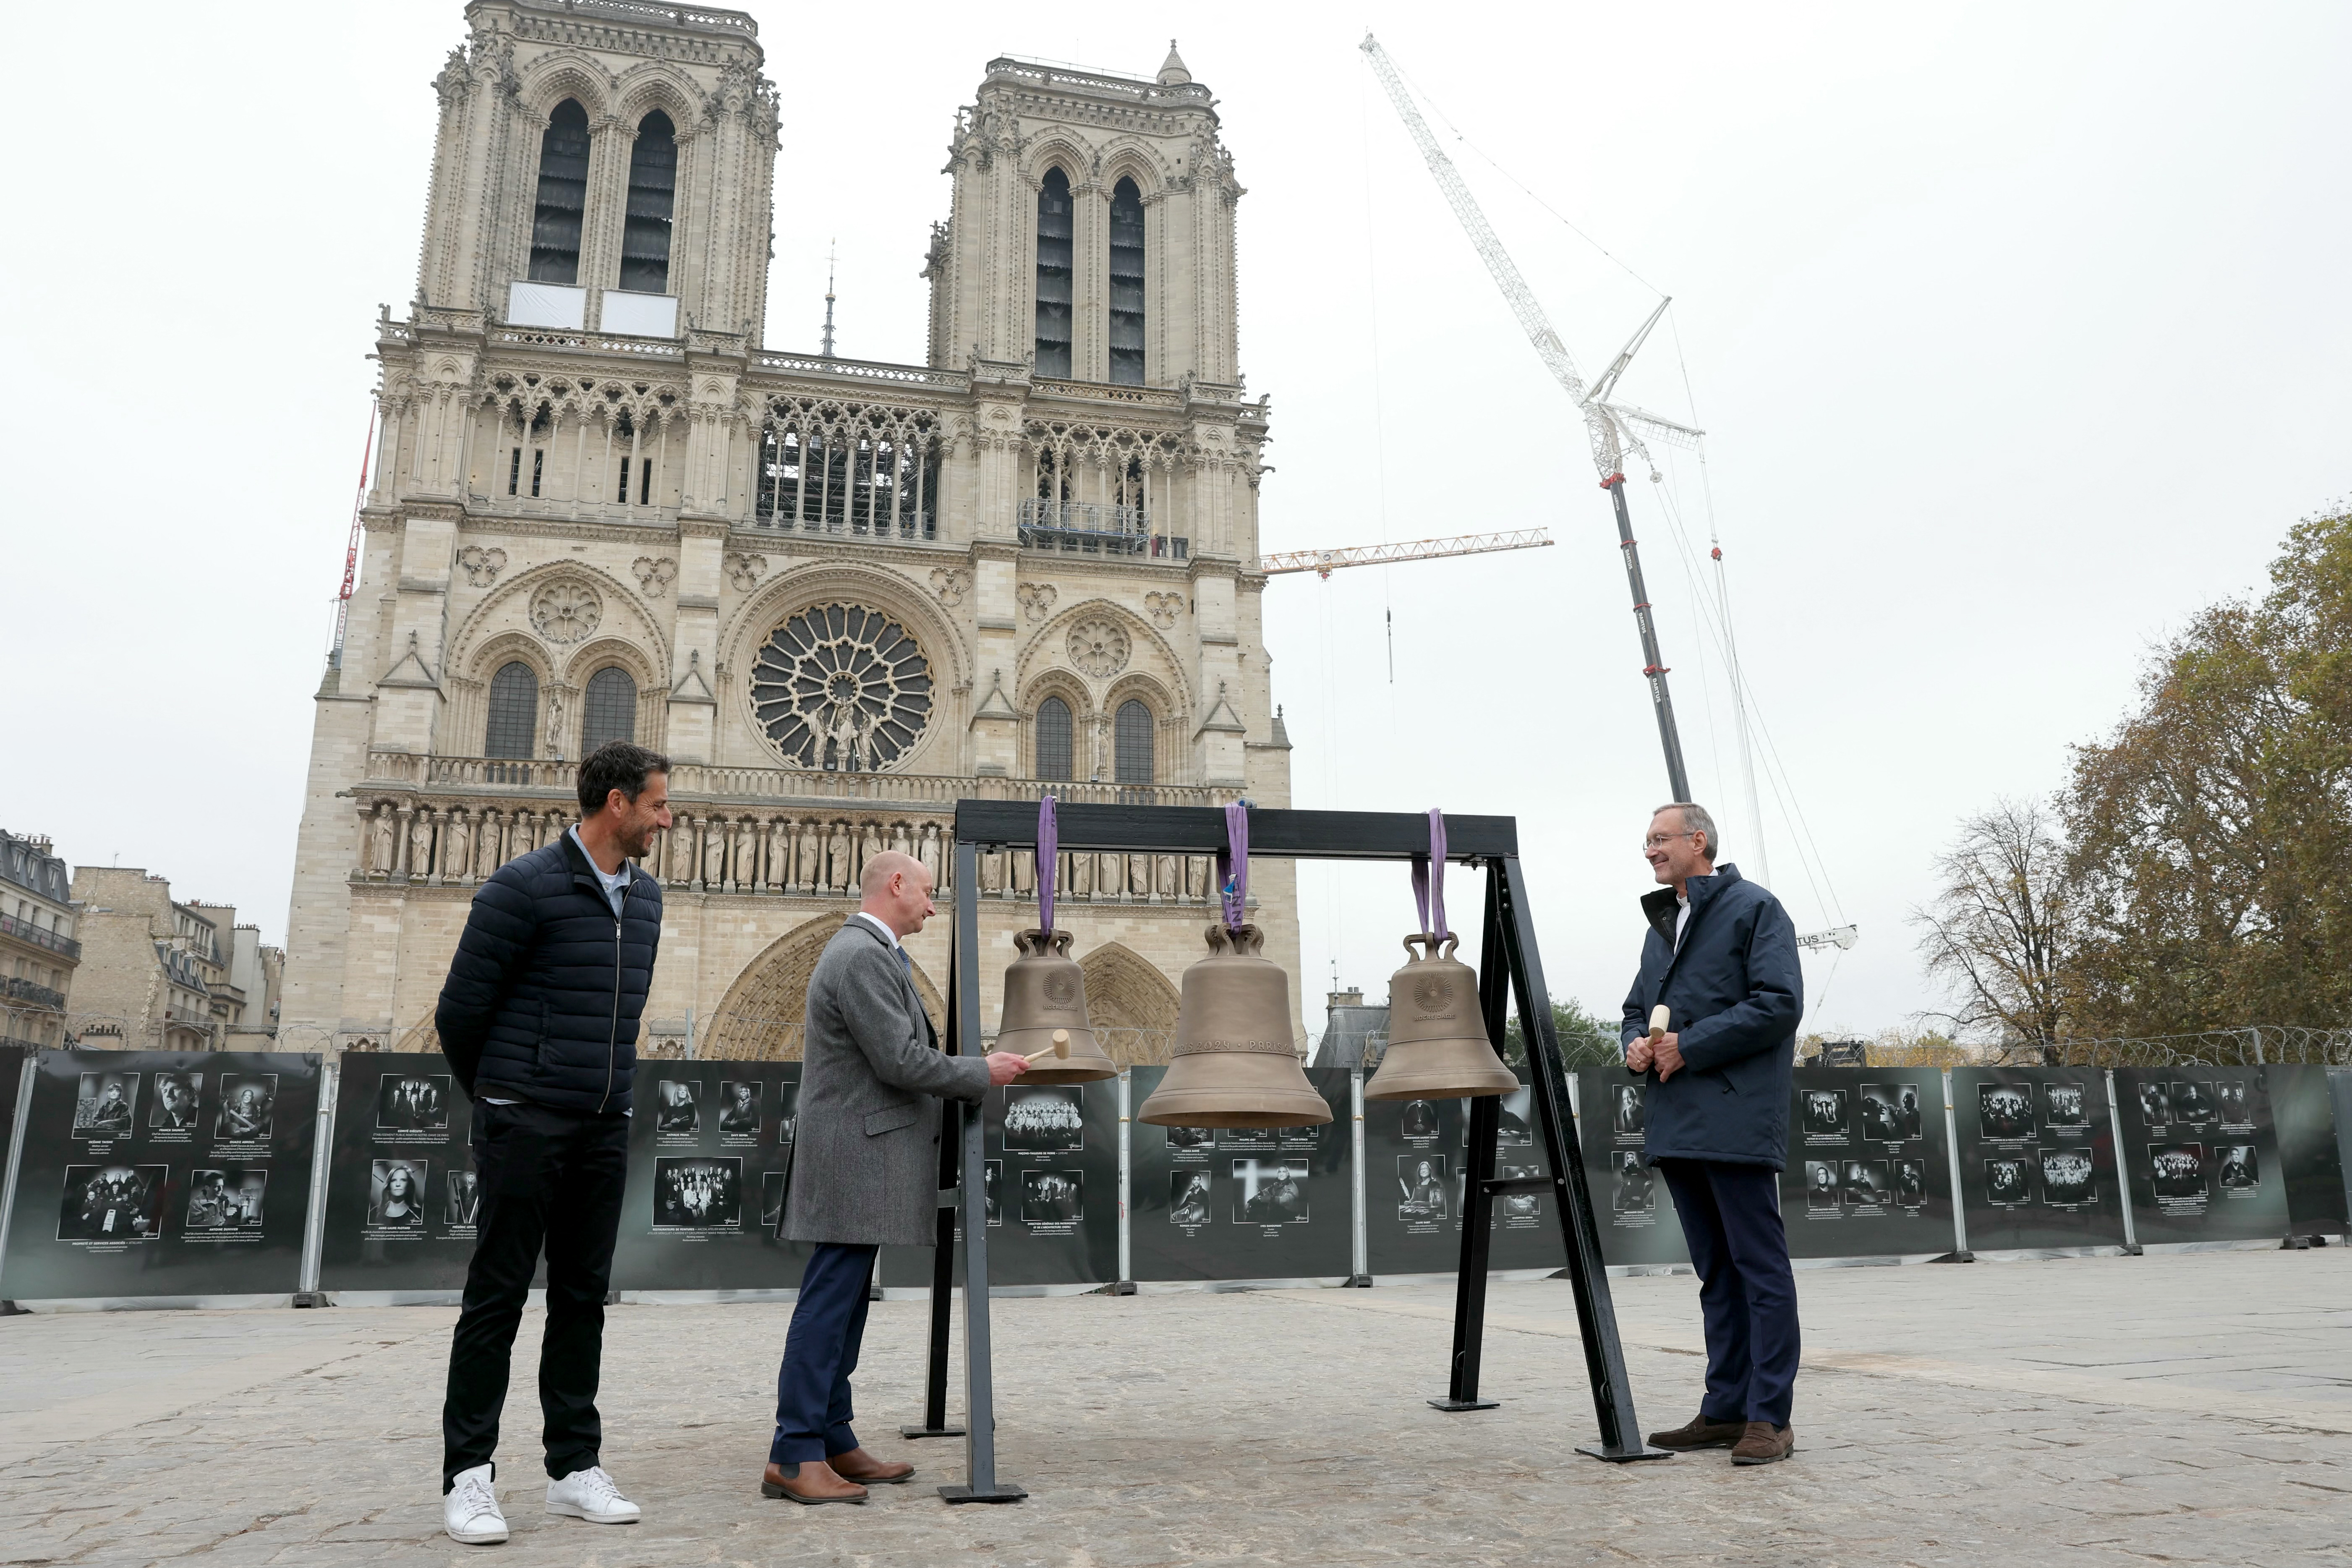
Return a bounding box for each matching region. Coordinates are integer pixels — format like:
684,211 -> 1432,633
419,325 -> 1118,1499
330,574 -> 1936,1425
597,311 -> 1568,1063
350,752 -> 1233,906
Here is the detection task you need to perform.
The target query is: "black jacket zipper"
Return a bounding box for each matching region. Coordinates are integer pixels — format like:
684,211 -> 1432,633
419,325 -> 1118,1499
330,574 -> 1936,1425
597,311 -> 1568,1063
600,876 -> 624,1114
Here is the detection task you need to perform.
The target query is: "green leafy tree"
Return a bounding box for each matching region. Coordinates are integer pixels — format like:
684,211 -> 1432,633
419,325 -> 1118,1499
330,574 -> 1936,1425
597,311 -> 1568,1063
1502,995 -> 1622,1070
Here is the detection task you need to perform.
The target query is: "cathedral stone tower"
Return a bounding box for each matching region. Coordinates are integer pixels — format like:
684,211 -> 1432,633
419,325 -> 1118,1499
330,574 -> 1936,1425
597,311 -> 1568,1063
280,5 -> 1295,1063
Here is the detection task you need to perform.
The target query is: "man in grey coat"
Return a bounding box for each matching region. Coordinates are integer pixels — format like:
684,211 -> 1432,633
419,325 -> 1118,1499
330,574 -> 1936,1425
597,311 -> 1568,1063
763,851 -> 1031,1504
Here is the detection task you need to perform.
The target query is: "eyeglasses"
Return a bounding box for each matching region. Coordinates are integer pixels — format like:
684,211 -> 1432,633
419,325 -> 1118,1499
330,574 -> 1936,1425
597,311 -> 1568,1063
1642,831 -> 1698,851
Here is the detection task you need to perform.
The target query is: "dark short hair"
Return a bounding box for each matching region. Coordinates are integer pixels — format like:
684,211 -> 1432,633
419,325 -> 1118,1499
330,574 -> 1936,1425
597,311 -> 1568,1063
577,742 -> 671,815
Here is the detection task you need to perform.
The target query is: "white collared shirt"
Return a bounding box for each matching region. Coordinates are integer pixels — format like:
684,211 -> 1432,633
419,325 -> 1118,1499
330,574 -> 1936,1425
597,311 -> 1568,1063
1673,870 -> 1716,951
853,910 -> 902,949
567,826 -> 631,918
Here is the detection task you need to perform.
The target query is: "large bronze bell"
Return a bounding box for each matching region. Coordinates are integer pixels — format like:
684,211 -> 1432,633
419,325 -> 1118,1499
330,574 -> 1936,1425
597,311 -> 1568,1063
1137,922 -> 1332,1128
996,928 -> 1117,1084
1363,933 -> 1520,1100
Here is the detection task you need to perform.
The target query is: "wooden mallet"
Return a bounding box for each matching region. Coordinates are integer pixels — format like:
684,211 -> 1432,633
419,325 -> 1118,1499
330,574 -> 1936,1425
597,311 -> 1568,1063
1022,1029 -> 1071,1065
1648,1005 -> 1670,1045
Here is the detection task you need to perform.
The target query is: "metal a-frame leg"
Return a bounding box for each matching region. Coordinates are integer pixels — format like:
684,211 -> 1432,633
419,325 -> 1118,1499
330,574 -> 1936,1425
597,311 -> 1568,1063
1429,880 -> 1511,1411
938,837 -> 1026,1503
1496,854 -> 1666,1461
902,946 -> 966,1441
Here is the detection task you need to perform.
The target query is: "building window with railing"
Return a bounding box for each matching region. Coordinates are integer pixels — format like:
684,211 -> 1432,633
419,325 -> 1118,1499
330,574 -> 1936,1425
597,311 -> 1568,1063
485,662 -> 539,758
1035,697 -> 1074,781
619,110 -> 677,294
583,666 -> 637,753
1035,167 -> 1074,377
1108,177 -> 1145,385
529,99 -> 591,285
753,415 -> 938,540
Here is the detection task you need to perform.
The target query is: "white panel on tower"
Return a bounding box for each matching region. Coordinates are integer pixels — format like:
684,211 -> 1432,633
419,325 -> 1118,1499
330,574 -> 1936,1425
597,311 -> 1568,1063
600,290 -> 678,338
506,282 -> 586,329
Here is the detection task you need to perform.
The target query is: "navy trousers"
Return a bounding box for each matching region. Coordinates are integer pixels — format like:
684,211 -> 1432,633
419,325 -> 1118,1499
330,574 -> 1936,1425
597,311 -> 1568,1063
1654,1158 -> 1801,1427
771,1242 -> 879,1466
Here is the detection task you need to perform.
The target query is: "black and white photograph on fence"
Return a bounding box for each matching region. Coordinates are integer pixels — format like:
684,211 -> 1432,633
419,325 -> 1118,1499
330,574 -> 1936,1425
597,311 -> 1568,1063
653,1079 -> 699,1137
1004,1087 -> 1084,1153
1125,1066 -> 1350,1282
1169,1170 -> 1211,1228
58,1164 -> 166,1242
775,1080 -> 799,1145
1979,1083 -> 2034,1141
366,1159 -> 429,1231
1233,1158 -> 1309,1226
1495,1163 -> 1544,1224
653,1157 -> 742,1233
2138,1081 -> 2170,1126
2114,1068 -> 2292,1244
1493,1086 -> 1534,1147
1807,1160 -> 1839,1210
73,1072 -> 138,1137
1858,1083 -> 1919,1142
1399,1155 -> 1448,1221
1896,1159 -> 1927,1208
1985,1156 -> 2032,1207
373,1074 -> 448,1133
984,1160 -> 1004,1227
717,1081 -> 761,1136
1166,1124 -> 1215,1151
1801,1087 -> 1848,1142
150,1072 -> 202,1134
7,1051 -> 320,1298
1021,1170 -> 1082,1227
1611,1150 -> 1655,1218
446,1169 -> 481,1229
1400,1100 -> 1440,1141
1843,1160 -> 1891,1212
185,1169 -> 267,1237
2044,1081 -> 2088,1130
759,1171 -> 785,1234
1612,1083 -> 1646,1137
2041,1147 -> 2096,1208
213,1075 -> 275,1142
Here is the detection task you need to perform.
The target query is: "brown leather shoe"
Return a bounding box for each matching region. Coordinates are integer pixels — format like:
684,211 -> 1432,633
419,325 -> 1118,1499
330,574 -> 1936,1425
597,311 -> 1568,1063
760,1460 -> 869,1504
1646,1412 -> 1747,1450
826,1447 -> 914,1484
1730,1422 -> 1795,1465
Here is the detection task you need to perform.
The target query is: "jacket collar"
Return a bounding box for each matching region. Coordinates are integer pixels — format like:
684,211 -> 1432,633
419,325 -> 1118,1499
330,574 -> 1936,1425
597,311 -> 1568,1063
1639,863 -> 1744,954
559,827 -> 639,900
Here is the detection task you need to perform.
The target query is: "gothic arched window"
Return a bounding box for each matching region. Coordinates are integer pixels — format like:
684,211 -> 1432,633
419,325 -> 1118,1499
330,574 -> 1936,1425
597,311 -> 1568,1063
619,110 -> 677,293
582,666 -> 638,753
485,662 -> 539,758
1108,177 -> 1145,385
1035,167 -> 1073,378
529,99 -> 591,285
1035,697 -> 1074,781
1115,699 -> 1154,784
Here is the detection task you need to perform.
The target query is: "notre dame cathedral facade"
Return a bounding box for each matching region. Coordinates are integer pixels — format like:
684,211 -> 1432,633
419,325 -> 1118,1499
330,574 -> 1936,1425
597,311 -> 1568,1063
279,0 -> 1296,1061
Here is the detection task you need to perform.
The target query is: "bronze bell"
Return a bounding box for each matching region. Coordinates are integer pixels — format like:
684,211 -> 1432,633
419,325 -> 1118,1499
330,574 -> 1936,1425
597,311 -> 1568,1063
1363,933 -> 1519,1101
1138,923 -> 1332,1129
997,928 -> 1117,1084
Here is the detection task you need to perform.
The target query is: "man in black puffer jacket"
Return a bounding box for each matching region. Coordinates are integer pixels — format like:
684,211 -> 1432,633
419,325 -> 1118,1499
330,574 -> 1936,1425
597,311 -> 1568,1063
433,742 -> 669,1544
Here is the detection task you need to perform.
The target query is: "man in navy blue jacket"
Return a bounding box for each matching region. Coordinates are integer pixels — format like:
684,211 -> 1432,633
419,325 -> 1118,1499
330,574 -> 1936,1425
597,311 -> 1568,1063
1621,802 -> 1803,1466
432,742 -> 670,1544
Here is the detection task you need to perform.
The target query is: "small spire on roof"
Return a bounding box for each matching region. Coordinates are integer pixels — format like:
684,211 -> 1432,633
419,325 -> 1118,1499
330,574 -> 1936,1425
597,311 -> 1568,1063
1157,39 -> 1192,86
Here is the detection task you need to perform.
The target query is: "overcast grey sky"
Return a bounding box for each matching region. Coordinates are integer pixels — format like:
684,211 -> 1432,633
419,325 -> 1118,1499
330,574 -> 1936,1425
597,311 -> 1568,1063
5,2 -> 2345,1035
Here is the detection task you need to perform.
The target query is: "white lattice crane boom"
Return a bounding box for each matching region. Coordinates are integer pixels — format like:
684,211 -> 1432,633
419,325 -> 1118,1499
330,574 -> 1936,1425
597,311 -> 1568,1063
1259,529 -> 1554,579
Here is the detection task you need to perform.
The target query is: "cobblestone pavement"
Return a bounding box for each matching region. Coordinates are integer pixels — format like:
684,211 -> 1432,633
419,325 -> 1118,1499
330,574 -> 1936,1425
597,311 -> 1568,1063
3,1247 -> 2349,1566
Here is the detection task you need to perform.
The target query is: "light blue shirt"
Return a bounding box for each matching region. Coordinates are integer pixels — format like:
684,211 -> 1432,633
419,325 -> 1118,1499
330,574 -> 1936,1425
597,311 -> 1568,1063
569,826 -> 632,918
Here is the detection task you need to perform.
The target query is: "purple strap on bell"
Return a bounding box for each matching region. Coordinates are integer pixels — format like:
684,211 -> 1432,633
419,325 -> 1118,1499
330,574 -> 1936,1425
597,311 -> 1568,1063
1037,794 -> 1058,934
1217,800 -> 1249,931
1411,808 -> 1450,940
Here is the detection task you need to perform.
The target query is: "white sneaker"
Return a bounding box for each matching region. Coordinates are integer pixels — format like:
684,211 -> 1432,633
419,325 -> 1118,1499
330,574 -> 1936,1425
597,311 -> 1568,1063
444,1464 -> 509,1545
546,1465 -> 640,1525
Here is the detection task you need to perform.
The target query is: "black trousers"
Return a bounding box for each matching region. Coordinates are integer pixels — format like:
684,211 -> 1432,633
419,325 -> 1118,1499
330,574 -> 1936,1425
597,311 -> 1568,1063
442,1098 -> 630,1490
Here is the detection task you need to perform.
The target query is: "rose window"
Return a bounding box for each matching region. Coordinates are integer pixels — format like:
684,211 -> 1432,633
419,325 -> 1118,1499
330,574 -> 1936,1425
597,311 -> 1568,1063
751,604 -> 933,771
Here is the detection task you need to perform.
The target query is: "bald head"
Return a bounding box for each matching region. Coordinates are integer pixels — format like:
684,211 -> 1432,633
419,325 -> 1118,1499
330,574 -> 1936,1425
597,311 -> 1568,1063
859,851 -> 936,937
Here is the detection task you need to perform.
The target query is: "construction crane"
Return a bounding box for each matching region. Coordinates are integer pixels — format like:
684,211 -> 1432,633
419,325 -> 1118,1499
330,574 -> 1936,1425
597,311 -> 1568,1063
1362,32 -> 1701,802
1362,35 -> 1857,962
1259,528 -> 1553,579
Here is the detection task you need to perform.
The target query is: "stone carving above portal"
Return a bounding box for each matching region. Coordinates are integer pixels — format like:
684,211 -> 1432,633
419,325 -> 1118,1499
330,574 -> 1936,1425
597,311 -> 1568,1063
929,567 -> 970,607
1067,617 -> 1132,678
633,556 -> 677,597
1144,591 -> 1182,629
456,546 -> 507,587
727,552 -> 768,592
1017,582 -> 1058,623
529,580 -> 601,643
